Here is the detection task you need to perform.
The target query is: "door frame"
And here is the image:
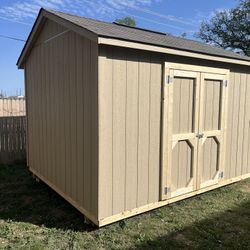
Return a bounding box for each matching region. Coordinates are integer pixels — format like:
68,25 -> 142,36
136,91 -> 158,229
161,62 -> 230,201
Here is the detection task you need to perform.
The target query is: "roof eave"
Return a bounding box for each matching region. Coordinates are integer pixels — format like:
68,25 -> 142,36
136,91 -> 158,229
98,36 -> 250,67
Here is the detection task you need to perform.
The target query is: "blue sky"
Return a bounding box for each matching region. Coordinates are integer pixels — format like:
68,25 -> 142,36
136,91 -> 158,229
0,0 -> 239,95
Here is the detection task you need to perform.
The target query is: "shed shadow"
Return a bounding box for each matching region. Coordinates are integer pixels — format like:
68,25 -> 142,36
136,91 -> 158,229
0,164 -> 97,232
135,200 -> 250,249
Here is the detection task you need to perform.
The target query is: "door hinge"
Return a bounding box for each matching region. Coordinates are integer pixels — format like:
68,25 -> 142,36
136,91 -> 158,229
166,75 -> 173,84
223,80 -> 228,87
219,171 -> 224,179
164,187 -> 171,194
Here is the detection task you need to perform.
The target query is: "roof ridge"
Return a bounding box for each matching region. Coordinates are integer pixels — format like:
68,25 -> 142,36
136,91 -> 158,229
45,8 -> 117,26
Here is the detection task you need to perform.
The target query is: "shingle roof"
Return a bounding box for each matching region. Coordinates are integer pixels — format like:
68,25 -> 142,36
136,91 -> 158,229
46,9 -> 250,62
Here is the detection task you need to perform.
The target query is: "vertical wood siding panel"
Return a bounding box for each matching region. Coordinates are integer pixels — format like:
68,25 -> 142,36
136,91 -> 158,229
241,74 -> 249,175
231,73 -> 241,177
83,39 -> 92,211
229,73 -> 238,178
46,23 -> 52,183
246,74 -> 250,174
148,59 -> 161,203
40,43 -> 47,179
32,48 -> 38,172
64,32 -> 72,196
236,73 -> 247,176
225,72 -> 234,179
53,23 -> 61,187
112,48 -> 126,214
98,47 -> 113,218
70,33 -> 77,201
137,54 -> 150,207
44,24 -> 50,182
33,49 -> 38,174
37,45 -> 42,176
76,35 -> 84,207
125,52 -> 139,210
91,41 -> 99,215
28,60 -> 34,170
25,20 -> 98,219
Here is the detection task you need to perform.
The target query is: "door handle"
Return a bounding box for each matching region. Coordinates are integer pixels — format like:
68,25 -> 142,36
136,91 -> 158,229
196,133 -> 204,139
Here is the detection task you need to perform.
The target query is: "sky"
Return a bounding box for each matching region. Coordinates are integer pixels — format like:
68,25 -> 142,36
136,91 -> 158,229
0,0 -> 239,96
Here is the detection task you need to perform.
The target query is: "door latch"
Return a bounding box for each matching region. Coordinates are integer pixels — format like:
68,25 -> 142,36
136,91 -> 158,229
196,133 -> 204,139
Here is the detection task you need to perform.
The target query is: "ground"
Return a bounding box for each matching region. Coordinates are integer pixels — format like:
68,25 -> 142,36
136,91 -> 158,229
0,165 -> 250,250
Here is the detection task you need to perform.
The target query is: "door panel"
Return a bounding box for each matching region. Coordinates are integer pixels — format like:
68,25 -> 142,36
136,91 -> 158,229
201,136 -> 219,183
161,63 -> 229,201
197,73 -> 227,189
203,80 -> 222,131
162,69 -> 199,199
173,77 -> 195,134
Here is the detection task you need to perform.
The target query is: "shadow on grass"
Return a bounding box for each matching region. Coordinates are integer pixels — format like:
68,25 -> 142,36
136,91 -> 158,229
0,164 -> 96,232
136,200 -> 250,249
1,164 -> 250,249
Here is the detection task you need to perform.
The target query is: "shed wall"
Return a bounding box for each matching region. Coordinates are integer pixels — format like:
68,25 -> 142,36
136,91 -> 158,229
163,56 -> 250,182
25,19 -> 99,219
98,46 -> 250,220
98,45 -> 163,219
225,71 -> 250,179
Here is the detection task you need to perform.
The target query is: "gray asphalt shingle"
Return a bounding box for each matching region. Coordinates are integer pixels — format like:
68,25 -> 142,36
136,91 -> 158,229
47,9 -> 250,62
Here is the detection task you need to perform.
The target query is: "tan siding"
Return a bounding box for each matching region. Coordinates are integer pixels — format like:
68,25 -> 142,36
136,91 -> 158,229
243,74 -> 250,175
148,60 -> 162,203
25,19 -> 98,218
98,46 -> 162,219
112,48 -> 127,214
137,55 -> 151,207
224,71 -> 250,179
125,52 -> 139,210
98,46 -> 113,217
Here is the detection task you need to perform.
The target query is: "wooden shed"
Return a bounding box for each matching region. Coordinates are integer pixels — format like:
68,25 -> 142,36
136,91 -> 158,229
17,8 -> 250,227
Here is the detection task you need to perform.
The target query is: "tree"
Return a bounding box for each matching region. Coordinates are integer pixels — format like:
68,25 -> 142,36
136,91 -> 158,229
115,16 -> 136,27
197,0 -> 250,56
180,32 -> 187,38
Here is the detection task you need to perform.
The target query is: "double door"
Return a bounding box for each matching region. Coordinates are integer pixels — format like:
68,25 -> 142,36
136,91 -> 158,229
161,63 -> 229,200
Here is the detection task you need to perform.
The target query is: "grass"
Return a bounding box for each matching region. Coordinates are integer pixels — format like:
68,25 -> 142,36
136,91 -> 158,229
0,165 -> 250,249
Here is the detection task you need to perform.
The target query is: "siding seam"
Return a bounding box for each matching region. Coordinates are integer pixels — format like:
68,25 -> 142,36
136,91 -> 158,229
136,54 -> 140,208
147,55 -> 152,204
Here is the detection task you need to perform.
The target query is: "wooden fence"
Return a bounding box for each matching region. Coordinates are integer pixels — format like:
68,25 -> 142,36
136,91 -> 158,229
0,116 -> 26,164
0,97 -> 26,117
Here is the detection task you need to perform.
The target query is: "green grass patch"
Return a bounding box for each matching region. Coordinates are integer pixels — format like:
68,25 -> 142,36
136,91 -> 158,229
0,164 -> 250,249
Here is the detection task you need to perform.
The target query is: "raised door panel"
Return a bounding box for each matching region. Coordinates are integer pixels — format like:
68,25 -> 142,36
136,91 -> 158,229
161,63 -> 229,201
197,73 -> 228,189
161,69 -> 200,199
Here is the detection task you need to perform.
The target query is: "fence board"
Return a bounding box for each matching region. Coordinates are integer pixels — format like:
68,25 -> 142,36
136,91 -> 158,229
0,98 -> 26,117
0,116 -> 26,164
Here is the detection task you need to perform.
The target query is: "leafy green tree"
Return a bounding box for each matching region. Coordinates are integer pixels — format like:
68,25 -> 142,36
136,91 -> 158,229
180,32 -> 187,38
115,16 -> 136,27
197,0 -> 250,56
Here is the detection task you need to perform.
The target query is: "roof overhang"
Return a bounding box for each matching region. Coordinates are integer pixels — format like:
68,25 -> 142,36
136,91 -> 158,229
17,8 -> 98,69
17,8 -> 250,69
98,37 -> 250,67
